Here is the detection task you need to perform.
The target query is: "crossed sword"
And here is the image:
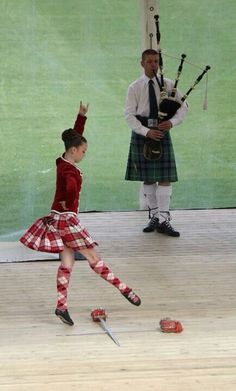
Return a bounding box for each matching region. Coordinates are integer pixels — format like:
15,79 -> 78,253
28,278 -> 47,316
91,308 -> 120,347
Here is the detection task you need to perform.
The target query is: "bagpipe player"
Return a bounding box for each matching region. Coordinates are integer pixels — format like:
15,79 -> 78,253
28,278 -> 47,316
124,49 -> 188,237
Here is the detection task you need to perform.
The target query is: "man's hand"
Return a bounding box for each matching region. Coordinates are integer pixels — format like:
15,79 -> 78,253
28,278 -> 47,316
79,101 -> 89,116
146,121 -> 173,140
146,129 -> 164,140
158,120 -> 172,132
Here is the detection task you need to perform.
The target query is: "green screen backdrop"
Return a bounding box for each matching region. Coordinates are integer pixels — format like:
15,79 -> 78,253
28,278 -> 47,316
0,0 -> 235,240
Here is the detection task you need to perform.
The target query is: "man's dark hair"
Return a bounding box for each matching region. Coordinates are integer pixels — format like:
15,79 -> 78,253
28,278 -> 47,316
142,49 -> 158,61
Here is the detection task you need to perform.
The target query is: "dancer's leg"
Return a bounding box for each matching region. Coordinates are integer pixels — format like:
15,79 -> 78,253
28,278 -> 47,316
55,246 -> 75,325
79,248 -> 141,306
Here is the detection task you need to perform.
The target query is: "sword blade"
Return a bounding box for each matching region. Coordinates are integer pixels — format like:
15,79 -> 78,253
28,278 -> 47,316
99,318 -> 120,347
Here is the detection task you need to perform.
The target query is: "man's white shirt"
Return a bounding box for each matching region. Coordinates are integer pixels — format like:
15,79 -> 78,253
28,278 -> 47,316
125,74 -> 188,137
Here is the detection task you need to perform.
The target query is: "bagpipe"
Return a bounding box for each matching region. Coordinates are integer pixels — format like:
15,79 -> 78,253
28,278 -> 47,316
143,14 -> 211,161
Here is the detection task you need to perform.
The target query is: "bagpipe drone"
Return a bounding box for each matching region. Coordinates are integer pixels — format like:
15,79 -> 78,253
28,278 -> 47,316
143,14 -> 211,161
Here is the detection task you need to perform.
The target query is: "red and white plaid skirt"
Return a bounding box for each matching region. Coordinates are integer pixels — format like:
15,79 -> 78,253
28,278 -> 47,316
20,212 -> 98,253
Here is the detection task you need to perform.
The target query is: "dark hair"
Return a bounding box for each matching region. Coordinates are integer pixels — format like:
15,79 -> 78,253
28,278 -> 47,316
61,128 -> 87,151
142,49 -> 158,61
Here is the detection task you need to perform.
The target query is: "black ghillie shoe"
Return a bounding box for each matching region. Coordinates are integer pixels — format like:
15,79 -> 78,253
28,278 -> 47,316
143,216 -> 159,232
55,308 -> 74,326
122,290 -> 141,306
157,220 -> 180,237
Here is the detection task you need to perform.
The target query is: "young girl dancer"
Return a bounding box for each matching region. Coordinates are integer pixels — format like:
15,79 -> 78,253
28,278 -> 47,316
20,101 -> 141,326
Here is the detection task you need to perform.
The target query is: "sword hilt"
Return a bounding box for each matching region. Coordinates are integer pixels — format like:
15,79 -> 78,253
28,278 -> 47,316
91,308 -> 107,322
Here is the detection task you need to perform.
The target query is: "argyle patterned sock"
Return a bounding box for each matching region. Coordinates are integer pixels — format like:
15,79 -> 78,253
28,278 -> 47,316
56,265 -> 72,310
90,259 -> 131,294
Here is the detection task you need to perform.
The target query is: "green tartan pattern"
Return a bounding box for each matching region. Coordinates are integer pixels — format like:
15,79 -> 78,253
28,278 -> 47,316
125,131 -> 178,182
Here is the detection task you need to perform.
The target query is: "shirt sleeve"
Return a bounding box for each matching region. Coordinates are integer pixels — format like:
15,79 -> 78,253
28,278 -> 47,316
125,85 -> 149,137
169,103 -> 188,127
73,114 -> 87,135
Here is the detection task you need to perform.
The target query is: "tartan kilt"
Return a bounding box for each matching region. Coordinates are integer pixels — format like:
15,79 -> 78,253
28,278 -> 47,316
19,212 -> 98,253
125,131 -> 178,182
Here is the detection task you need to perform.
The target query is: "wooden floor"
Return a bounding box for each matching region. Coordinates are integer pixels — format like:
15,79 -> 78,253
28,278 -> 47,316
0,209 -> 236,390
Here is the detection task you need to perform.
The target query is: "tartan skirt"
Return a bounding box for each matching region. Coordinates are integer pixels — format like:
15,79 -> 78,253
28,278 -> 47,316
19,212 -> 98,253
125,131 -> 178,182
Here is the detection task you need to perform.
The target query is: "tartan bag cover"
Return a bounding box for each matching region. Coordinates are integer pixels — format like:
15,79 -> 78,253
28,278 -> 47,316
20,212 -> 97,253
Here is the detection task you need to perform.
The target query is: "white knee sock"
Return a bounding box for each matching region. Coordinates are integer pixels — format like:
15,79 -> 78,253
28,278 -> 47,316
143,183 -> 158,217
156,185 -> 172,223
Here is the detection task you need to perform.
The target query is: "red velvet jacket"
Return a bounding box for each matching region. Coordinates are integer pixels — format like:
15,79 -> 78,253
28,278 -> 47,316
51,114 -> 87,214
